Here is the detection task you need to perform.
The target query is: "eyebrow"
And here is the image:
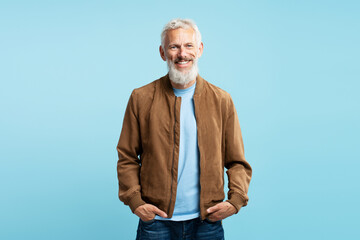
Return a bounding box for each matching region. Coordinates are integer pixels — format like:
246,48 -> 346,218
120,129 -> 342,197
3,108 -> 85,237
168,42 -> 194,46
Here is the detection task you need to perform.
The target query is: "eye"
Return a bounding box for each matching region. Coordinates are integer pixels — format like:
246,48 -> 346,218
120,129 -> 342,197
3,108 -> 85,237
187,44 -> 193,48
170,46 -> 177,50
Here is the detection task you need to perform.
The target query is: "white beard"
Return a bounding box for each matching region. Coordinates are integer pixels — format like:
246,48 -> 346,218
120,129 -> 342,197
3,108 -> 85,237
167,58 -> 199,85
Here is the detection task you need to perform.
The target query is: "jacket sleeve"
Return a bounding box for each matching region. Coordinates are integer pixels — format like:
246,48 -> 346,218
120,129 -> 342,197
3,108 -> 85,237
224,96 -> 252,213
116,90 -> 146,213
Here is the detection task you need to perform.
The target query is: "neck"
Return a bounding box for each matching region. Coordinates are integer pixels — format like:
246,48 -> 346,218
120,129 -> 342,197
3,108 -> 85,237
170,78 -> 196,89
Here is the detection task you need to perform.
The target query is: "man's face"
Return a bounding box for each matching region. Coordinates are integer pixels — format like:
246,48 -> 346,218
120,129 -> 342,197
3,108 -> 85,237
160,28 -> 203,73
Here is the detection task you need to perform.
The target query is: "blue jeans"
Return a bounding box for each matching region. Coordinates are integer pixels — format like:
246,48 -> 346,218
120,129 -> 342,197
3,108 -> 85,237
136,217 -> 225,240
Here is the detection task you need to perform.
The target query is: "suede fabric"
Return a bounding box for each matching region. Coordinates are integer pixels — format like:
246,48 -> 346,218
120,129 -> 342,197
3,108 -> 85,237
116,74 -> 252,220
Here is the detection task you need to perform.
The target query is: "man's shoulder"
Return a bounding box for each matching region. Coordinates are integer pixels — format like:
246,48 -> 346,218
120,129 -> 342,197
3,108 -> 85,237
130,76 -> 163,101
202,78 -> 232,100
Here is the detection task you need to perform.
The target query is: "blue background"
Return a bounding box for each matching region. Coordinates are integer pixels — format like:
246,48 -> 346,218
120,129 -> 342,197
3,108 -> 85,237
1,0 -> 359,239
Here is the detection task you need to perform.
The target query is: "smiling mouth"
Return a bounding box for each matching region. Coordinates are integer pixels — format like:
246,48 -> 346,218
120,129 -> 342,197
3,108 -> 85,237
175,58 -> 193,67
177,60 -> 190,65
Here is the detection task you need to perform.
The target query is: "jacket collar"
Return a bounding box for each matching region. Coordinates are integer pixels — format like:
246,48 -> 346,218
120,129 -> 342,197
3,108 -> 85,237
160,73 -> 205,97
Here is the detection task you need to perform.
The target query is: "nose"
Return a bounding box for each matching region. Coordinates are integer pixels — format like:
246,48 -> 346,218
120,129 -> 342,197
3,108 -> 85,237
178,46 -> 187,59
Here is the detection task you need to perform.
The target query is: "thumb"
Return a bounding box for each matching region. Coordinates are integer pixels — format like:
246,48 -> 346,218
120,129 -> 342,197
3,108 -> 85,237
151,205 -> 168,218
207,204 -> 220,214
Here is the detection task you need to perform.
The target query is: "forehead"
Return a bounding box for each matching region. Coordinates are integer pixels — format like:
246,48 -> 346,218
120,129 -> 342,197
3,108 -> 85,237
165,28 -> 196,44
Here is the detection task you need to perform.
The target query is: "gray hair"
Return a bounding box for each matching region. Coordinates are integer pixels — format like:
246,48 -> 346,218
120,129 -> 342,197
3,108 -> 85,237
161,18 -> 202,50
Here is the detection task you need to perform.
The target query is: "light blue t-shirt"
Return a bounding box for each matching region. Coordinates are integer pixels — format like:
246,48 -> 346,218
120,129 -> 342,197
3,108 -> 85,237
155,82 -> 200,221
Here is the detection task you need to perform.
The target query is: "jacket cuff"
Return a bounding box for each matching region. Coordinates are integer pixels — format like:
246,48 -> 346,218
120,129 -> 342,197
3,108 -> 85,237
226,193 -> 247,214
128,193 -> 146,213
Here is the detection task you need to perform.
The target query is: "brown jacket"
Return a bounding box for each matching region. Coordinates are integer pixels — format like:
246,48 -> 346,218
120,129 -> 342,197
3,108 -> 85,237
116,74 -> 252,220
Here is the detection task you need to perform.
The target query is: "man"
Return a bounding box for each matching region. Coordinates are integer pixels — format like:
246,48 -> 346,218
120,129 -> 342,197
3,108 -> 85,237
116,19 -> 252,239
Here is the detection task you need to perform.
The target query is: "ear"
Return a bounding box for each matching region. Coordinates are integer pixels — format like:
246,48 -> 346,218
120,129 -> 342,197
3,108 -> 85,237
159,45 -> 166,61
197,42 -> 204,58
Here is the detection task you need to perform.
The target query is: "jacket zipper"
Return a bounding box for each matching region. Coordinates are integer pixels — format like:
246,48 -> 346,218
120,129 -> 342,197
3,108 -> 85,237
167,96 -> 177,215
193,97 -> 203,220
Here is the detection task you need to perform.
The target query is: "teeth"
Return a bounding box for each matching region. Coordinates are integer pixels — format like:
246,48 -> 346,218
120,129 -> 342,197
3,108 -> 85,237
178,61 -> 189,65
